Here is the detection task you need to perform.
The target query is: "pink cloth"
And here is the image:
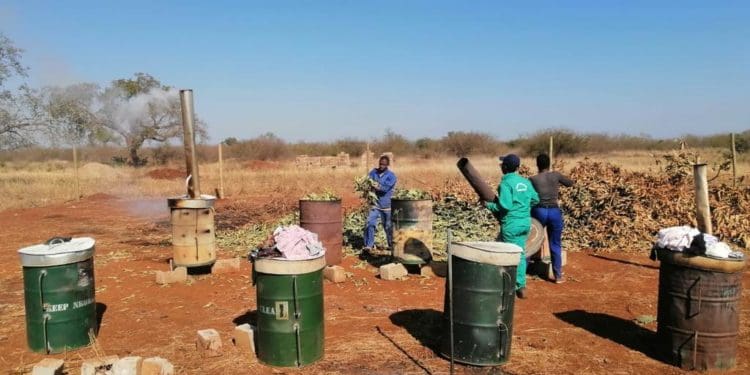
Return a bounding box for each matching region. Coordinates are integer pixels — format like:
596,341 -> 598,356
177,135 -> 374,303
273,225 -> 325,260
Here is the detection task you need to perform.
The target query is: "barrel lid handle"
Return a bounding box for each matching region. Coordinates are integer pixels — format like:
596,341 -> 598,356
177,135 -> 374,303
45,237 -> 72,246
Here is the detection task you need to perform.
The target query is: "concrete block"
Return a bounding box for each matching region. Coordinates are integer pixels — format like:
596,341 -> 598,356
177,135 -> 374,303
232,324 -> 256,357
379,263 -> 408,280
211,258 -> 240,274
32,358 -> 64,375
323,265 -> 346,283
112,356 -> 142,375
196,328 -> 222,357
141,357 -> 174,375
81,355 -> 118,375
155,267 -> 187,285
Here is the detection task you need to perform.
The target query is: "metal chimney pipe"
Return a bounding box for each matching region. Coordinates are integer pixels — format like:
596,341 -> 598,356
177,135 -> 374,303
179,89 -> 201,198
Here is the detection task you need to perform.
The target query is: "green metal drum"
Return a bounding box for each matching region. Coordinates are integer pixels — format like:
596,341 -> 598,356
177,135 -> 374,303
253,255 -> 326,367
441,241 -> 521,366
18,238 -> 97,354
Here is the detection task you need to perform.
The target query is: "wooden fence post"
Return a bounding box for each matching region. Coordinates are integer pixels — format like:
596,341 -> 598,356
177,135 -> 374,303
731,133 -> 737,187
218,143 -> 225,198
365,142 -> 371,173
73,145 -> 80,200
549,136 -> 554,170
693,163 -> 712,234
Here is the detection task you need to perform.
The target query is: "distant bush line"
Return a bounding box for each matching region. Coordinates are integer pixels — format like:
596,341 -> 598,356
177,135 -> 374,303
2,128 -> 748,165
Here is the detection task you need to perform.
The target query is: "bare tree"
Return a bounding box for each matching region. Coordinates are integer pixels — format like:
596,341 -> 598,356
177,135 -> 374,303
98,73 -> 207,166
42,73 -> 208,165
0,33 -> 42,149
42,83 -> 111,146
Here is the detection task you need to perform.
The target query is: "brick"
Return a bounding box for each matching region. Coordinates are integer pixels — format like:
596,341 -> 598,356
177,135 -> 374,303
32,358 -> 64,375
379,263 -> 408,281
232,324 -> 256,357
141,357 -> 174,375
323,265 -> 346,283
155,267 -> 187,285
211,258 -> 240,274
196,328 -> 222,357
112,356 -> 142,375
81,355 -> 118,375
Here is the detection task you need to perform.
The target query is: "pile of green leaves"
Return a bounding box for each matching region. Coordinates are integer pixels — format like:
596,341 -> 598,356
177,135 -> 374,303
393,188 -> 432,200
343,207 -> 385,249
354,176 -> 378,205
216,212 -> 297,257
342,194 -> 498,259
302,190 -> 340,201
431,195 -> 498,259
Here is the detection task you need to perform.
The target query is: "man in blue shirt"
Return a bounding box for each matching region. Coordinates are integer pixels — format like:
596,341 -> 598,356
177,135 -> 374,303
363,155 -> 397,254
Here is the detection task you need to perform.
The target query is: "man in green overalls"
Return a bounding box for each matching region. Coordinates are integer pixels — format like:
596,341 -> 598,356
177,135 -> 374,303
485,154 -> 539,299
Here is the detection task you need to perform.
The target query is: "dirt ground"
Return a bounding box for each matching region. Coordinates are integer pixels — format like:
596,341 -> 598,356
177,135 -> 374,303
0,194 -> 748,374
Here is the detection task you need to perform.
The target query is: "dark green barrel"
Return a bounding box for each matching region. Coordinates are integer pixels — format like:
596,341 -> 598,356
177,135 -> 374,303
253,255 -> 326,367
391,198 -> 433,265
440,241 -> 521,366
18,238 -> 97,354
655,249 -> 745,370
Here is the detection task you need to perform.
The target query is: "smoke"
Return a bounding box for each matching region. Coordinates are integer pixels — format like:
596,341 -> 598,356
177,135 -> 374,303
102,87 -> 180,135
120,198 -> 170,219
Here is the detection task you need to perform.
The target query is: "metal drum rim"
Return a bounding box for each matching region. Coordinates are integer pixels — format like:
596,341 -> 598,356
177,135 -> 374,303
168,195 -> 216,208
451,241 -> 522,266
254,255 -> 326,275
656,248 -> 746,273
18,238 -> 95,267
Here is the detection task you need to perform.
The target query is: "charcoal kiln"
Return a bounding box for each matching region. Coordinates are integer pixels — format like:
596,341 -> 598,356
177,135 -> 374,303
168,89 -> 216,268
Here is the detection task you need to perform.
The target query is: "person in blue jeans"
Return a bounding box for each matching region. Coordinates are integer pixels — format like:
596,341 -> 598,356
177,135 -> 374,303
363,155 -> 397,254
529,154 -> 574,283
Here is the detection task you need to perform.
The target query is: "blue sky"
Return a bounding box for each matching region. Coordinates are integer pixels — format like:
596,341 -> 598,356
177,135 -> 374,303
2,1 -> 748,142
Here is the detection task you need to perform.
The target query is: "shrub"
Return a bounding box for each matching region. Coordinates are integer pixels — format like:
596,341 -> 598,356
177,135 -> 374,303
441,131 -> 500,157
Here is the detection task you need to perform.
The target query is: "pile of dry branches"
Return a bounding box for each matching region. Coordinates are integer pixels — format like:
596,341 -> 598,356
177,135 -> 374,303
559,154 -> 749,252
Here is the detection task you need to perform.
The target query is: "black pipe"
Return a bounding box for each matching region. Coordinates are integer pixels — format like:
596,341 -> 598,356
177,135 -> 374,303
456,157 -> 497,202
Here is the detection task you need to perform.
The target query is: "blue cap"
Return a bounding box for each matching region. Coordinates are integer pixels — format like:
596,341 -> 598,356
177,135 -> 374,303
500,154 -> 520,169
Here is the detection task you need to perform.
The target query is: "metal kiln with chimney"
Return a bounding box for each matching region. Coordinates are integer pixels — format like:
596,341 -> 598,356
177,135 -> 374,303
168,90 -> 216,268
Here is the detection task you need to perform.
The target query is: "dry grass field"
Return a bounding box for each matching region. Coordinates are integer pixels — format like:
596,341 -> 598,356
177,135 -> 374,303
1,149 -> 747,211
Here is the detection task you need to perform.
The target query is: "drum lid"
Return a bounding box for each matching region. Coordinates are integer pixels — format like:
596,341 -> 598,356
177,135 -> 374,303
19,237 -> 95,267
450,241 -> 521,266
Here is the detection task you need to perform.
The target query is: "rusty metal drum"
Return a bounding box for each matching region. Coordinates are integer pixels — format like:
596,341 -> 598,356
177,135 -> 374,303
168,195 -> 216,268
523,218 -> 545,257
392,199 -> 433,265
656,249 -> 745,370
299,200 -> 342,265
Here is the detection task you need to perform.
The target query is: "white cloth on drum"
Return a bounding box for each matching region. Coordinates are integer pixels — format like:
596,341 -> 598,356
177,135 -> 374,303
272,225 -> 325,260
656,226 -> 699,252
